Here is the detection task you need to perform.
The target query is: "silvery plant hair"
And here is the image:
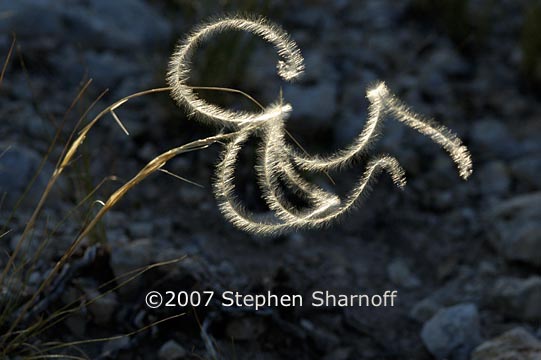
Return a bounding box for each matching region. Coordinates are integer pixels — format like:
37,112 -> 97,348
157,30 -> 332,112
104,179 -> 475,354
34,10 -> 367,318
167,15 -> 473,236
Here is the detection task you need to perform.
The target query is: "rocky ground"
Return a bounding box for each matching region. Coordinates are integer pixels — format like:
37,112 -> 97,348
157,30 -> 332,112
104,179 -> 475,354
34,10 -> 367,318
0,0 -> 540,359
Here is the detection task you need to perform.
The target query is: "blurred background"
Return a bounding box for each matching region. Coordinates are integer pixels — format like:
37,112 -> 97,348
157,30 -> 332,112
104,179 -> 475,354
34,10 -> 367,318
0,0 -> 540,359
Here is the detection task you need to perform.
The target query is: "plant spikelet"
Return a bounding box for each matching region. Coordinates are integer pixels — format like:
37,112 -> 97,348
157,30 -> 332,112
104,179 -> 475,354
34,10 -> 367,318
167,15 -> 473,235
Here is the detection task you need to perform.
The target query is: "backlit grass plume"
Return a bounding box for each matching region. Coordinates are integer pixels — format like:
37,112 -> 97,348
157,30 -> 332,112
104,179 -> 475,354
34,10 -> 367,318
167,15 -> 472,236
167,16 -> 303,128
0,16 -> 474,356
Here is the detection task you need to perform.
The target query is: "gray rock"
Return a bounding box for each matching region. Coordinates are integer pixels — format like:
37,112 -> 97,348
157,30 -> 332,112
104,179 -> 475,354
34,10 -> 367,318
285,7 -> 329,28
85,289 -> 118,325
0,274 -> 26,307
511,156 -> 541,190
427,46 -> 470,76
491,276 -> 541,322
3,102 -> 51,139
361,33 -> 398,71
110,238 -> 153,279
49,47 -> 144,89
0,0 -> 64,39
129,221 -> 154,239
421,303 -> 482,360
0,0 -> 171,51
61,286 -> 87,336
334,111 -> 366,146
0,143 -> 52,208
472,327 -> 541,360
322,348 -> 353,360
102,337 -> 130,355
477,161 -> 511,197
104,211 -> 129,227
169,157 -> 192,175
387,259 -> 421,289
242,47 -> 282,102
327,29 -> 364,59
68,0 -> 170,52
300,318 -> 341,351
344,1 -> 403,28
10,233 -> 39,254
64,314 -> 86,338
338,73 -> 377,112
300,50 -> 337,83
114,111 -> 149,139
137,143 -> 158,161
153,247 -> 186,273
477,260 -> 499,276
61,286 -> 80,305
410,297 -> 441,322
419,71 -> 452,100
284,82 -> 338,129
178,186 -> 205,206
226,317 -> 266,340
158,340 -> 187,360
486,193 -> 541,266
83,50 -> 142,88
471,119 -> 516,159
380,120 -> 409,156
